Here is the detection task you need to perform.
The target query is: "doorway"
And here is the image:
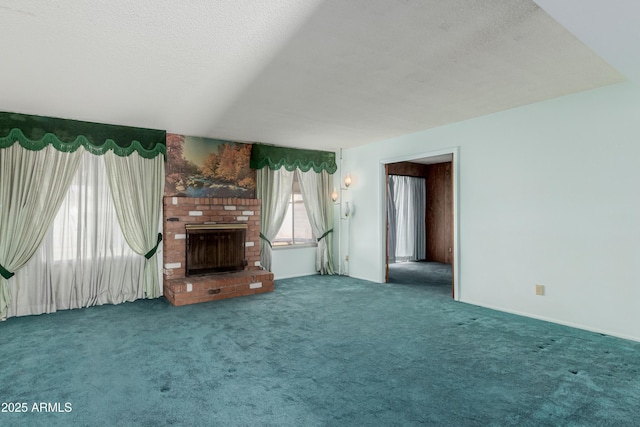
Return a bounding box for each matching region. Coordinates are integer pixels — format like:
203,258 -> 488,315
381,149 -> 459,299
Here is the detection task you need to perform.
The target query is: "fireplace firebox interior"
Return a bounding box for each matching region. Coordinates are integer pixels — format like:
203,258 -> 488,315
185,223 -> 248,276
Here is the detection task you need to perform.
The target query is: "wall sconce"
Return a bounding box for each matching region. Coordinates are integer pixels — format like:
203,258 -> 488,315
344,201 -> 351,218
331,172 -> 354,220
344,173 -> 352,188
331,172 -> 352,205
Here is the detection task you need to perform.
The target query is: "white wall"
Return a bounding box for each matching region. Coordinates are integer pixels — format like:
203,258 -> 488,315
271,246 -> 318,279
342,81 -> 640,342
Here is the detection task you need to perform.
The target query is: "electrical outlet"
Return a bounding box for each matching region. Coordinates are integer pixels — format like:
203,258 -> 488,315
345,255 -> 349,261
535,284 -> 545,296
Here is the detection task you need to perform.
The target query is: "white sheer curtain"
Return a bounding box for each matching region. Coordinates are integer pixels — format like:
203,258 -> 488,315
297,169 -> 335,275
0,143 -> 82,318
256,167 -> 294,271
7,150 -> 146,317
388,175 -> 426,262
104,151 -> 164,298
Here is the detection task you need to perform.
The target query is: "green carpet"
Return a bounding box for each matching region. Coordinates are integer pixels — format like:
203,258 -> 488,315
1,273 -> 639,426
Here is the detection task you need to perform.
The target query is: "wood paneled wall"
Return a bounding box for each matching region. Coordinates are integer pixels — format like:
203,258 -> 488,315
426,162 -> 453,264
387,162 -> 429,177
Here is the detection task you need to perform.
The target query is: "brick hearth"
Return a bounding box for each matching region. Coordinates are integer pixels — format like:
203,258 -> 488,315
162,197 -> 273,306
163,270 -> 274,306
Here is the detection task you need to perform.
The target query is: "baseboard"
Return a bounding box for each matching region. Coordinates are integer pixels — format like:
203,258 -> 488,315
461,298 -> 640,343
343,273 -> 381,283
274,272 -> 319,280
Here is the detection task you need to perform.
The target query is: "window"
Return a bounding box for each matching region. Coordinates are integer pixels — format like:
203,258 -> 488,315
49,153 -> 134,262
13,151 -> 146,315
273,173 -> 316,247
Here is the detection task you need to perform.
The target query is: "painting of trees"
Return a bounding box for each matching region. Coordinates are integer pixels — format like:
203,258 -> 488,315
166,133 -> 200,194
210,143 -> 255,188
201,152 -> 218,179
164,134 -> 256,197
166,134 -> 199,176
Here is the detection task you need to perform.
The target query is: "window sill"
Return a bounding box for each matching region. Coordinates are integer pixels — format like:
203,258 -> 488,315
272,243 -> 317,251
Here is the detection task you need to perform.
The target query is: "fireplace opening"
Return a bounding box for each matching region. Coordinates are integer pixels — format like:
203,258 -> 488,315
186,224 -> 248,276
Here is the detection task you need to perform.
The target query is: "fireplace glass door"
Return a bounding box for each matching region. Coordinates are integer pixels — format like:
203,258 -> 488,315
186,224 -> 247,276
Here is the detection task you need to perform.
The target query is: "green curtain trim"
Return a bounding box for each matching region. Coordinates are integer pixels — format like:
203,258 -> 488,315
317,229 -> 333,242
259,232 -> 272,248
1,112 -> 166,159
144,233 -> 163,259
250,143 -> 337,174
0,263 -> 14,280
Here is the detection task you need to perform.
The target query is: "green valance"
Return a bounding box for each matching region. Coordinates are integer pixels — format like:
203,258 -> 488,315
0,111 -> 166,159
250,143 -> 337,174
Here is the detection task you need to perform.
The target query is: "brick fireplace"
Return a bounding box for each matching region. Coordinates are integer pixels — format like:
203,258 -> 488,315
162,197 -> 274,306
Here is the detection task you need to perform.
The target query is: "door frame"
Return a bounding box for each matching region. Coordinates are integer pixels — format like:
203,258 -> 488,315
379,147 -> 460,300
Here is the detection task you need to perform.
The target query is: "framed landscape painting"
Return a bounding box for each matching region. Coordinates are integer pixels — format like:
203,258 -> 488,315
165,133 -> 256,198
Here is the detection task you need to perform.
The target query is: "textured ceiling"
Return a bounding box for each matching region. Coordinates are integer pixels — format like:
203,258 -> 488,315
0,0 -> 628,151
